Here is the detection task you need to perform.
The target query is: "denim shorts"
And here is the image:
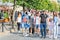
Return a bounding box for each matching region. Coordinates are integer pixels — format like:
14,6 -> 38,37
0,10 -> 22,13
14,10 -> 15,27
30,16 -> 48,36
22,22 -> 30,29
35,24 -> 40,29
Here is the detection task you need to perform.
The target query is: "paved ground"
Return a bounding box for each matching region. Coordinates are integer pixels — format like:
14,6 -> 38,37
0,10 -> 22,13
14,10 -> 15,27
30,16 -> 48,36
0,32 -> 60,40
0,23 -> 60,40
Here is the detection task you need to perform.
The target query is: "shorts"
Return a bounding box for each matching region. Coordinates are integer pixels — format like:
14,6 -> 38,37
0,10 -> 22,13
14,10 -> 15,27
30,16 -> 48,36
49,27 -> 53,31
25,23 -> 30,29
22,22 -> 30,29
22,23 -> 25,28
35,24 -> 40,29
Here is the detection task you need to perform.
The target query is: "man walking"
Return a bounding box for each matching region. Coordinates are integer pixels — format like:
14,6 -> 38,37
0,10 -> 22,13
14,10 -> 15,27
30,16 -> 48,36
40,10 -> 48,38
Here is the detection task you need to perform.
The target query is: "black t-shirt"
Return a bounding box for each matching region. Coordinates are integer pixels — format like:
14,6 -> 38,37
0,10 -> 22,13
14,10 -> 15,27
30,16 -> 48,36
40,14 -> 48,23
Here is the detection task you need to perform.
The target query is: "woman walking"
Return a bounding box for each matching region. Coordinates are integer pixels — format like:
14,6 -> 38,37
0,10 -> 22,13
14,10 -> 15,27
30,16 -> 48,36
17,12 -> 22,32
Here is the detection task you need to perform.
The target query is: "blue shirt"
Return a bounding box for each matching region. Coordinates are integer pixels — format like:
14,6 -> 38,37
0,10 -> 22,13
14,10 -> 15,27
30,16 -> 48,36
54,16 -> 58,23
22,12 -> 26,20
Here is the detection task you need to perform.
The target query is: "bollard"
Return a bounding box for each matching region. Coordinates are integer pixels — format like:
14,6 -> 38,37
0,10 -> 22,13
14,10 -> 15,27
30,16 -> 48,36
2,22 -> 4,32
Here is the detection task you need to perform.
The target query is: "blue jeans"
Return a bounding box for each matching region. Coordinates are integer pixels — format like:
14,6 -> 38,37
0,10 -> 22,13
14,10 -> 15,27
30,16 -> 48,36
40,23 -> 47,37
17,22 -> 21,31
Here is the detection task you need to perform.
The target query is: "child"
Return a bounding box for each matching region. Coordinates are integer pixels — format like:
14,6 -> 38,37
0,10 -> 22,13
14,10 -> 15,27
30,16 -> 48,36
22,16 -> 27,36
48,18 -> 54,38
22,12 -> 30,36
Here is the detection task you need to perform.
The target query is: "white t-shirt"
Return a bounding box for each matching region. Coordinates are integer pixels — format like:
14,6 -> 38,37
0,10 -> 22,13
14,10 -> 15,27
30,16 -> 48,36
17,17 -> 21,23
28,12 -> 31,16
36,16 -> 40,24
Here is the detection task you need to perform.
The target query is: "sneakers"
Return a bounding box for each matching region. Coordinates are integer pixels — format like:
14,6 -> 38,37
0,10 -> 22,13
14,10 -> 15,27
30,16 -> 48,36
22,32 -> 29,37
44,37 -> 46,39
23,33 -> 29,37
41,36 -> 43,38
54,37 -> 57,39
37,34 -> 40,37
18,31 -> 21,33
49,35 -> 53,39
40,36 -> 46,39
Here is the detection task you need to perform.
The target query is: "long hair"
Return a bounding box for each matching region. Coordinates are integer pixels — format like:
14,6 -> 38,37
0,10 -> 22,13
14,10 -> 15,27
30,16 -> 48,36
18,12 -> 21,16
53,11 -> 58,22
53,11 -> 57,17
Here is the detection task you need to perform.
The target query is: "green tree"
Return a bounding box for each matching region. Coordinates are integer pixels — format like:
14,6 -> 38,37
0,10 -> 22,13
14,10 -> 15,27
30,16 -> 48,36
2,0 -> 14,3
16,0 -> 51,10
59,4 -> 60,11
3,0 -> 59,11
4,12 -> 9,19
3,0 -> 8,2
51,2 -> 59,11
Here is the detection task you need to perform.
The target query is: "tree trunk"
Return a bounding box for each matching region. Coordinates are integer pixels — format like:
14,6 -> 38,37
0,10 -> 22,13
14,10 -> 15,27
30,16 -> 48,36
11,0 -> 16,29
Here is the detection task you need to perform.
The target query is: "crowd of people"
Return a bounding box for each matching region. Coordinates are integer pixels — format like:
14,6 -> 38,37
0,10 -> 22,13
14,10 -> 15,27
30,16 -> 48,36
14,9 -> 60,39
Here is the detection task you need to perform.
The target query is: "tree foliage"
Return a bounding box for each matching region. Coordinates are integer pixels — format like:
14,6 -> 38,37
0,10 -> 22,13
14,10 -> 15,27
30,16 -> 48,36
59,4 -> 60,11
2,0 -> 59,11
2,0 -> 14,3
